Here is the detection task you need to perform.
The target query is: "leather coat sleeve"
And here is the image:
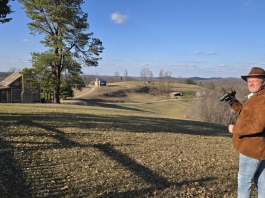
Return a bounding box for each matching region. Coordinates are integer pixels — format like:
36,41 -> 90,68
229,100 -> 242,113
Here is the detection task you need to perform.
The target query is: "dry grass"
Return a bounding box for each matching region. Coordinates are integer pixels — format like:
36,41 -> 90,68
68,81 -> 202,104
0,101 -> 251,198
0,82 -> 257,197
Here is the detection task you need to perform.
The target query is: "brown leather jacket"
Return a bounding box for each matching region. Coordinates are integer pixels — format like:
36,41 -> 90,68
230,88 -> 265,160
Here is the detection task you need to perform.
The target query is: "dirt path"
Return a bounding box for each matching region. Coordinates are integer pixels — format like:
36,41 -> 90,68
72,87 -> 95,99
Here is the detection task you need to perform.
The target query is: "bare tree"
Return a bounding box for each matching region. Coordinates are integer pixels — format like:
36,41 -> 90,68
186,91 -> 237,125
123,69 -> 128,81
139,67 -> 149,83
148,70 -> 153,87
139,67 -> 153,86
158,70 -> 172,92
158,69 -> 165,91
176,75 -> 184,84
114,71 -> 120,81
8,67 -> 18,73
81,74 -> 96,85
186,80 -> 248,125
164,70 -> 172,92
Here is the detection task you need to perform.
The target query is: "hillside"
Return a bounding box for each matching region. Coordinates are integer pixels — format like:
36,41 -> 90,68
0,100 -> 239,197
70,81 -> 203,102
62,81 -> 205,120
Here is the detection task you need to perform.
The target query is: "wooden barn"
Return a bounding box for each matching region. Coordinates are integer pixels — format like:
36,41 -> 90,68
0,72 -> 41,103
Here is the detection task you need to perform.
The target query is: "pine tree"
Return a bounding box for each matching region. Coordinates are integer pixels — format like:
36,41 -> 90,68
0,0 -> 14,24
18,0 -> 104,103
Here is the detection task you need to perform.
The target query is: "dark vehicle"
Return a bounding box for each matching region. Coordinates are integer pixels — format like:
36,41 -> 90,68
81,82 -> 86,87
170,92 -> 183,96
98,78 -> 107,86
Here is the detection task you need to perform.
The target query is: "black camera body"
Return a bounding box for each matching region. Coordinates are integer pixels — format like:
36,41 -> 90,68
219,90 -> 236,101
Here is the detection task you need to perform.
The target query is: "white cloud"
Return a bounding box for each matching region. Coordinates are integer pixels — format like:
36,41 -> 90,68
110,59 -> 124,62
178,60 -> 208,63
205,52 -> 217,55
9,60 -> 31,64
139,63 -> 150,67
136,63 -> 200,71
193,52 -> 217,55
193,52 -> 203,55
22,39 -> 34,42
244,1 -> 252,5
216,64 -> 227,67
111,12 -> 128,24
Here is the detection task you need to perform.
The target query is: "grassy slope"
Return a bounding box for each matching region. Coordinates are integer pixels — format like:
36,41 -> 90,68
0,82 -> 248,198
68,81 -> 202,119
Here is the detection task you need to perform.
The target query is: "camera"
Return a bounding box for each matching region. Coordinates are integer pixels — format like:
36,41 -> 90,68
219,90 -> 236,101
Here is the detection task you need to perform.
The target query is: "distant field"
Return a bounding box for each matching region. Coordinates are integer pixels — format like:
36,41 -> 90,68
0,82 -> 253,197
65,81 -> 202,119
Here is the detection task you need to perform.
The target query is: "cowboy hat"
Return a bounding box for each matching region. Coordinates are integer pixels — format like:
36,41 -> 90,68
241,67 -> 265,81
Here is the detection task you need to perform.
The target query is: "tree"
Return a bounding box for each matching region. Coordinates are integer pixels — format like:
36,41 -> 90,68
60,80 -> 74,99
123,69 -> 128,81
31,50 -> 84,100
114,71 -> 120,81
0,0 -> 14,24
198,81 -> 203,87
185,78 -> 197,85
164,70 -> 172,92
18,0 -> 104,103
140,67 -> 152,84
139,67 -> 148,83
176,75 -> 184,84
20,67 -> 41,92
158,69 -> 171,91
8,67 -> 19,73
158,69 -> 165,91
148,70 -> 153,83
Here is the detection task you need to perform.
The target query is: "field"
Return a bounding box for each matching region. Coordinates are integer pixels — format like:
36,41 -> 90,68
0,82 -> 255,197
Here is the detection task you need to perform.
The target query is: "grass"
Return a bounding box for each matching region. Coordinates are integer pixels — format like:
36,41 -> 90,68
0,102 -> 245,198
0,82 -> 257,197
68,81 -> 202,106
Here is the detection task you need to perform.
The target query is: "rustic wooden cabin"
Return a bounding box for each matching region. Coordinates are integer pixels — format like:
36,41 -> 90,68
0,72 -> 41,103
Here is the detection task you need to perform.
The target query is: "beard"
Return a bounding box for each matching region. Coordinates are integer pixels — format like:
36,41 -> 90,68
248,85 -> 263,93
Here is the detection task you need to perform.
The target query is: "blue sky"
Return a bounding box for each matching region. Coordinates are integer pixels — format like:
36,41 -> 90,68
1,0 -> 265,78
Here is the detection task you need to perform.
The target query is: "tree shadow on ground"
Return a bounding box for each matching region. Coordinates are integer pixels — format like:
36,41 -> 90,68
0,111 -> 229,137
0,138 -> 32,198
62,98 -> 150,112
0,111 -> 234,197
94,143 -> 218,198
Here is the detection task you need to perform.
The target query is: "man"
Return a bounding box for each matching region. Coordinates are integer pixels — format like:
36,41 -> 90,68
228,67 -> 265,198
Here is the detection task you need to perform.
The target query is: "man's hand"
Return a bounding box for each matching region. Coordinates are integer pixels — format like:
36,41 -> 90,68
228,124 -> 234,133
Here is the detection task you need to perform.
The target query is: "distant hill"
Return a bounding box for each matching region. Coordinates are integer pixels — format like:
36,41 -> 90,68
103,76 -> 237,81
190,77 -> 222,81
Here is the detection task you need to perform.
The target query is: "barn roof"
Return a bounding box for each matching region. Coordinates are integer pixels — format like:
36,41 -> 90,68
0,72 -> 22,87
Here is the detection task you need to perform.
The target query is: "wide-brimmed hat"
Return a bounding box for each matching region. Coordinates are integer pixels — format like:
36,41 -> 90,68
241,67 -> 265,81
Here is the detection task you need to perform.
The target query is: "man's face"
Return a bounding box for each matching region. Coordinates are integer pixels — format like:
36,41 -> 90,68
247,77 -> 264,93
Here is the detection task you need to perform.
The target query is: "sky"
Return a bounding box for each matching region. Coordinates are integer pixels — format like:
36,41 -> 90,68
1,0 -> 265,78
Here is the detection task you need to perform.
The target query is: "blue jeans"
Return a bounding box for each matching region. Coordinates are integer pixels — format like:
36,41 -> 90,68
238,154 -> 265,198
